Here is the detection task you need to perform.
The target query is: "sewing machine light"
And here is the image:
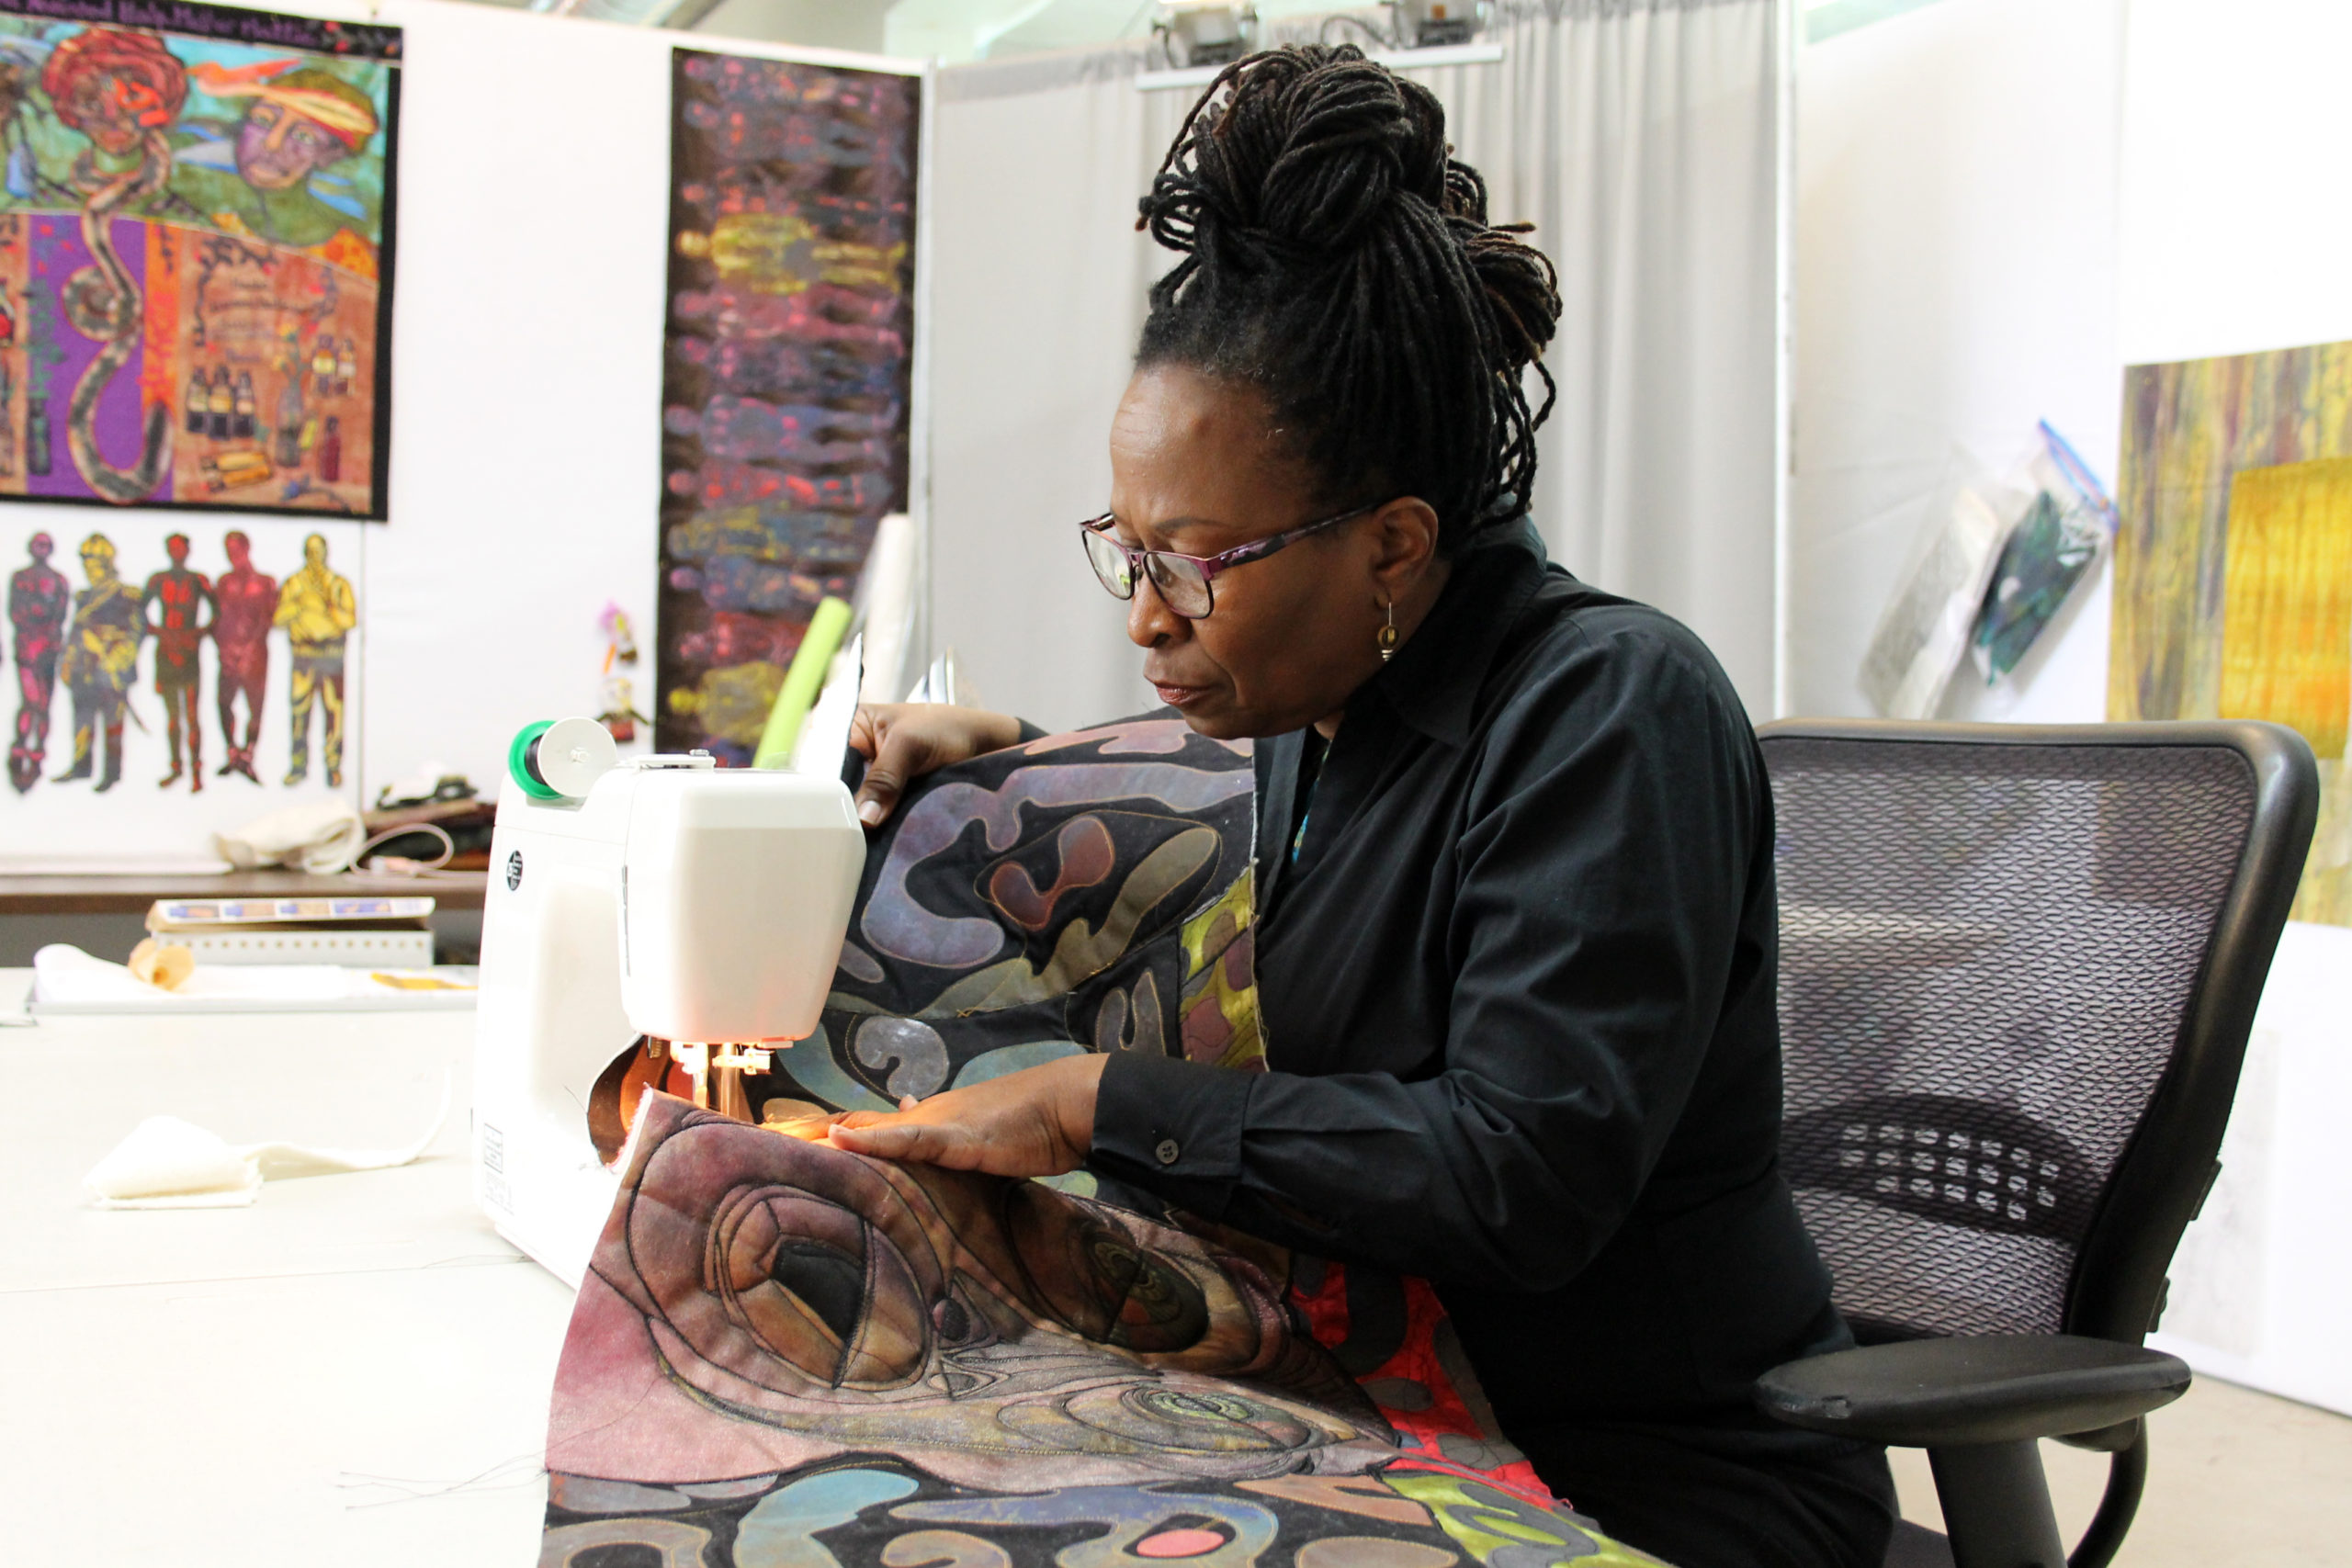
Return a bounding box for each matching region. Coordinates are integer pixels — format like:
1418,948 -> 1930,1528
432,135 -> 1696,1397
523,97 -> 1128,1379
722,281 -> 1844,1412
657,1041 -> 780,1125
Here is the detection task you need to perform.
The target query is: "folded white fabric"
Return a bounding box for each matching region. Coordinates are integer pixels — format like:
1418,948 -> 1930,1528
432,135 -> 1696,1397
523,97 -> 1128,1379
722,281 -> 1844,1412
83,1072 -> 451,1209
213,797 -> 367,874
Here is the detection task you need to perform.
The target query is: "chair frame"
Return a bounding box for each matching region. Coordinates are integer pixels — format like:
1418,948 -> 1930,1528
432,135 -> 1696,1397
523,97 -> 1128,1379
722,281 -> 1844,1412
1752,719 -> 2318,1568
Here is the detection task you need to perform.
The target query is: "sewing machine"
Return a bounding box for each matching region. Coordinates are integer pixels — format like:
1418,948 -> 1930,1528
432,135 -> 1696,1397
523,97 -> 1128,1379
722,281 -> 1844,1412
472,718 -> 865,1285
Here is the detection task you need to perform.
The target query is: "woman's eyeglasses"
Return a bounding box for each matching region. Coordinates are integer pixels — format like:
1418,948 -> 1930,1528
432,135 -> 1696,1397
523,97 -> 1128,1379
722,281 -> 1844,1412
1079,502 -> 1383,620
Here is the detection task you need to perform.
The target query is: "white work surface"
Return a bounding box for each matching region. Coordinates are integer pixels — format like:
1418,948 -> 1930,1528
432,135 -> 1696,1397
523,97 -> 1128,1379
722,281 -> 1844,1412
0,970 -> 571,1562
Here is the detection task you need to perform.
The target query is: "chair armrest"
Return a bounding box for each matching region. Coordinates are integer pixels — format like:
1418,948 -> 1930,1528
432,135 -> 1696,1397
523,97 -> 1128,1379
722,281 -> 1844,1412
1754,1334 -> 2189,1448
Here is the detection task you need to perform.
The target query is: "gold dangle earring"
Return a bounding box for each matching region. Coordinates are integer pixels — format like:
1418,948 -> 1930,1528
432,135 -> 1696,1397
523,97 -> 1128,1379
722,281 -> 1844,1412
1377,600 -> 1398,662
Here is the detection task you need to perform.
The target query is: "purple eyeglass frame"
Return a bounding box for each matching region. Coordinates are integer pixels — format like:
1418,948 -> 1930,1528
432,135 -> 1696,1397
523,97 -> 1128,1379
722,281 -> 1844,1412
1079,501 -> 1384,619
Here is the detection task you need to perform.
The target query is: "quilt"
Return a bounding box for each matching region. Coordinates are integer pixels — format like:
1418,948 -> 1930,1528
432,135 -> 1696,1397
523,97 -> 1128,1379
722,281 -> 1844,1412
542,716 -> 1668,1567
0,0 -> 399,515
656,48 -> 917,759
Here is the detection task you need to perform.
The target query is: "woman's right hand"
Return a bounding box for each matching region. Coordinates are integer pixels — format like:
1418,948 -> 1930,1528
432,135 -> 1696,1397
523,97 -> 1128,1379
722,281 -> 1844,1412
849,704 -> 1023,826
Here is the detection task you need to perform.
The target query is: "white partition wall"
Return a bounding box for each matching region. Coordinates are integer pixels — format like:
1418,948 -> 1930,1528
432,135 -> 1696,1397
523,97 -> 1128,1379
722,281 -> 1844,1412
1792,0 -> 2352,1418
922,54 -> 1180,734
364,0 -> 679,800
1789,0 -> 2124,728
2120,0 -> 2352,1420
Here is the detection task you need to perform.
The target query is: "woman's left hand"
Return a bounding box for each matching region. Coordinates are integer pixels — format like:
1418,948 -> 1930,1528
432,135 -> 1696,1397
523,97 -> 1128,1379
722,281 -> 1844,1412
797,1053 -> 1109,1178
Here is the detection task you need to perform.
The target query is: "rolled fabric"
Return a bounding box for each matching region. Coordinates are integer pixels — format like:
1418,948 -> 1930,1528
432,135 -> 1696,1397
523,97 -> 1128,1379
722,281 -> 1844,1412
855,513 -> 917,705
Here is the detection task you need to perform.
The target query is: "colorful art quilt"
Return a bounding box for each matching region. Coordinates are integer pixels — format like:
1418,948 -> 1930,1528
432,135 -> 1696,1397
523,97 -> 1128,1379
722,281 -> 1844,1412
797,716 -> 1265,1119
657,49 -> 916,760
546,716 -> 1669,1566
2111,338 -> 2352,922
0,0 -> 398,515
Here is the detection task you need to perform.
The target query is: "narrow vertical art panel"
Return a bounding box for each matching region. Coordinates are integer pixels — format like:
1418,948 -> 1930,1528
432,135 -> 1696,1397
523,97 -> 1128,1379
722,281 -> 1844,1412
656,50 -> 916,760
0,0 -> 399,517
2111,339 -> 2352,923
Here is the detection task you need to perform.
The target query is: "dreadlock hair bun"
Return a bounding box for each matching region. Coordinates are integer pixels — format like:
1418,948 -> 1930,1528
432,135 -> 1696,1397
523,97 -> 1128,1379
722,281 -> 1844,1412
1136,44 -> 1561,549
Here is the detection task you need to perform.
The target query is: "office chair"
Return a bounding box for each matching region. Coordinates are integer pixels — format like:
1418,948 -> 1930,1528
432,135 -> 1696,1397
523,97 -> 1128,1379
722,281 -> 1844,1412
1750,720 -> 2317,1568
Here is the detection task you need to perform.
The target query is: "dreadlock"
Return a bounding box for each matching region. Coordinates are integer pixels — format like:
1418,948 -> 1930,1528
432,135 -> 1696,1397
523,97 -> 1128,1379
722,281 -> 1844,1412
1136,44 -> 1561,551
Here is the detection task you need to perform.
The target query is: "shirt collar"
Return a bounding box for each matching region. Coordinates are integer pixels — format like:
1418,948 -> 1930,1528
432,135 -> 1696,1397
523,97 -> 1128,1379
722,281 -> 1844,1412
1358,517 -> 1550,747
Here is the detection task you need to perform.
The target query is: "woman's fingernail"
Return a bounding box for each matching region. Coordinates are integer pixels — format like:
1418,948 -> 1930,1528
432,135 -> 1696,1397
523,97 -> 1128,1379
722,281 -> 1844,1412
858,800 -> 886,827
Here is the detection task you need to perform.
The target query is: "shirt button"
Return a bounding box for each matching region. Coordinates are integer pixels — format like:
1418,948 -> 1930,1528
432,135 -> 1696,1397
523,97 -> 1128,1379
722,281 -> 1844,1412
1154,1138 -> 1181,1167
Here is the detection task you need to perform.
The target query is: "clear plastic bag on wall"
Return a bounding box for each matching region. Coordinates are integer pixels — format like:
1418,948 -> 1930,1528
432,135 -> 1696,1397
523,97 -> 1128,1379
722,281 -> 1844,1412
1859,453 -> 2030,720
1967,421 -> 2118,687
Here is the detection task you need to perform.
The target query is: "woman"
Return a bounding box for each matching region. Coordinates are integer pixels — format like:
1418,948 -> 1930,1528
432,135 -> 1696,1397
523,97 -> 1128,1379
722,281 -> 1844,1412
827,47 -> 1895,1568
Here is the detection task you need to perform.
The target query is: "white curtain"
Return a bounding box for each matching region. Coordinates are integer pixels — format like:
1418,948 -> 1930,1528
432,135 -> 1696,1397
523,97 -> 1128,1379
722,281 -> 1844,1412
922,54 -> 1184,731
926,0 -> 1782,731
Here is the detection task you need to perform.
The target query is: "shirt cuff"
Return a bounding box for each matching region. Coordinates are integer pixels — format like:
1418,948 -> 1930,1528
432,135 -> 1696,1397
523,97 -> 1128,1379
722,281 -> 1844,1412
1087,1048 -> 1252,1218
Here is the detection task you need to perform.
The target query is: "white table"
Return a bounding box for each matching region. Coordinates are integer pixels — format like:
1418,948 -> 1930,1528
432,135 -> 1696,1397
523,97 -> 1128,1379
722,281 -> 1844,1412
0,971 -> 572,1563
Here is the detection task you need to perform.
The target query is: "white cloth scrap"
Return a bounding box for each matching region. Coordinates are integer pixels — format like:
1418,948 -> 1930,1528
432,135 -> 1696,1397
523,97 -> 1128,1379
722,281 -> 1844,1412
84,1071 -> 451,1209
35,944 -> 347,1006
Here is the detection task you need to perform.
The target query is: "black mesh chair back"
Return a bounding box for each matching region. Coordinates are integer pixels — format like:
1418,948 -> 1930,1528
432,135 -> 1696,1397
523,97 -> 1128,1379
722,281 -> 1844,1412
1761,721 -> 2315,1348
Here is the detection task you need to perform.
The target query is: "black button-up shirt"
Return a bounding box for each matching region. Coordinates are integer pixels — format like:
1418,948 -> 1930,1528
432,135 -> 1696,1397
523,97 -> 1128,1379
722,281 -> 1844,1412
1089,522 -> 1849,1435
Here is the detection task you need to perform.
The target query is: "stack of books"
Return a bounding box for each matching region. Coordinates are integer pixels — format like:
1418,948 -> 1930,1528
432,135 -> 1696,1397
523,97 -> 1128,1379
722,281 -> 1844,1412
146,896 -> 437,969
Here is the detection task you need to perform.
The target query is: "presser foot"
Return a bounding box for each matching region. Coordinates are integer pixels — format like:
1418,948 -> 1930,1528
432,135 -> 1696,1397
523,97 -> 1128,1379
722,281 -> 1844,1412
668,1043 -> 775,1124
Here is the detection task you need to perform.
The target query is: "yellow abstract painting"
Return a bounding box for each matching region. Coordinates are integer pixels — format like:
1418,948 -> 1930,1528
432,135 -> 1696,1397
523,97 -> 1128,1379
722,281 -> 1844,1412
2219,457 -> 2352,760
2112,340 -> 2352,924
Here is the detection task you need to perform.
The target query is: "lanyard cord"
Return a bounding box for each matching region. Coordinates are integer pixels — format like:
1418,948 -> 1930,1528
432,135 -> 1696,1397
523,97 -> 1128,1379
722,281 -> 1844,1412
1288,734 -> 1328,866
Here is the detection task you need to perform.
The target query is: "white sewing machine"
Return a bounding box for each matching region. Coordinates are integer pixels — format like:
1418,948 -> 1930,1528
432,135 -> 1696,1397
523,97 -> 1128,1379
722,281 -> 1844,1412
471,718 -> 865,1285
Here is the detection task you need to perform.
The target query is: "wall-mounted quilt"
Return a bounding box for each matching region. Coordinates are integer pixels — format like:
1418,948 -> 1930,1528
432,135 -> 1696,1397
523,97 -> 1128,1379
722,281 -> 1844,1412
655,47 -> 916,761
0,0 -> 398,516
542,716 -> 1669,1566
2110,337 -> 2352,925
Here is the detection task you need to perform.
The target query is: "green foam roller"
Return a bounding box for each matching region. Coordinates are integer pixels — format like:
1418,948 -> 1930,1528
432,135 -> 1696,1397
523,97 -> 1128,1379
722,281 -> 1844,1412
753,595 -> 854,770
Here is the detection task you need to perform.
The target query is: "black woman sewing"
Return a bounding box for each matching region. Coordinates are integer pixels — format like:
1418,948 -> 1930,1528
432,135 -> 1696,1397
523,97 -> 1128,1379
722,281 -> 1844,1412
820,46 -> 1898,1568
